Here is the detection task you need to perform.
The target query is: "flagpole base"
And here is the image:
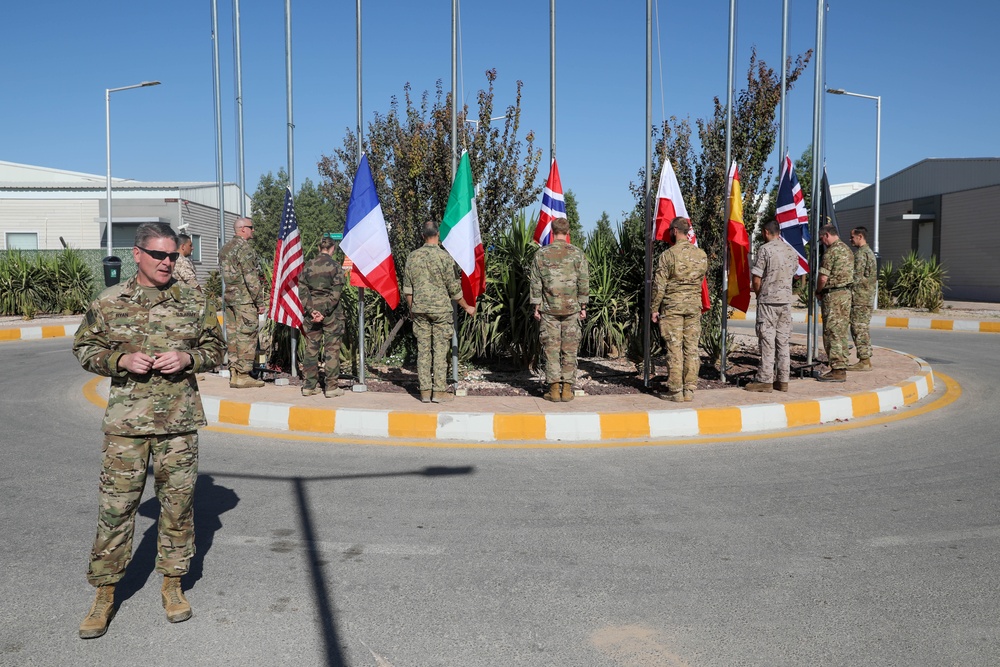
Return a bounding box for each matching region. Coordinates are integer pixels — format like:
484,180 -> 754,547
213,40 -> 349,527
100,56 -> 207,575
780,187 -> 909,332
352,384 -> 368,393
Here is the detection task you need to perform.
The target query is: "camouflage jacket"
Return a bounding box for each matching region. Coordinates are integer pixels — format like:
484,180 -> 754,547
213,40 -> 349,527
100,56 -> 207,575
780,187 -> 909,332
172,254 -> 200,290
651,238 -> 708,315
73,275 -> 225,436
852,244 -> 877,306
819,239 -> 854,290
752,238 -> 799,304
403,244 -> 462,314
298,253 -> 346,320
220,236 -> 269,307
529,239 -> 589,316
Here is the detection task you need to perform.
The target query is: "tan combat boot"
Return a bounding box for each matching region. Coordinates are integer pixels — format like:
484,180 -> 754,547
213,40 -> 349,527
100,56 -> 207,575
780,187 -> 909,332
161,576 -> 192,623
301,386 -> 320,397
231,370 -> 264,388
561,383 -> 575,402
543,383 -> 561,402
420,390 -> 432,403
683,389 -> 694,402
848,358 -> 872,371
432,390 -> 455,403
743,382 -> 772,393
817,369 -> 847,382
773,381 -> 789,392
324,387 -> 345,398
660,390 -> 683,402
79,584 -> 116,639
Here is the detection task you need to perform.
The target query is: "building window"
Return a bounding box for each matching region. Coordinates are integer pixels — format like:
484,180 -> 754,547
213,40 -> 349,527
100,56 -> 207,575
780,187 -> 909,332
191,234 -> 202,262
5,232 -> 39,250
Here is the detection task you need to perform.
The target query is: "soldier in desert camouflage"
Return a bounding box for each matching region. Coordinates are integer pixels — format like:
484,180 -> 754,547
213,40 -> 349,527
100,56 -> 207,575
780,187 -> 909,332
403,223 -> 475,403
298,235 -> 347,398
816,224 -> 855,382
73,222 -> 225,639
171,233 -> 200,291
849,226 -> 877,371
219,217 -> 269,388
529,217 -> 589,402
651,217 -> 708,402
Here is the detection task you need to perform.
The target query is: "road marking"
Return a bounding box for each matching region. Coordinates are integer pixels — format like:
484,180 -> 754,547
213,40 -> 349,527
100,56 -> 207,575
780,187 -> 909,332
866,526 -> 1000,547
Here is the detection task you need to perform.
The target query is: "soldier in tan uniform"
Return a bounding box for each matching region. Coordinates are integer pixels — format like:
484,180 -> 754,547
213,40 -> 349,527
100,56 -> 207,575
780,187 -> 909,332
651,217 -> 708,402
849,226 -> 877,371
219,217 -> 269,388
816,224 -> 855,382
73,222 -> 225,639
171,233 -> 200,290
403,223 -> 475,403
529,217 -> 589,402
745,220 -> 800,392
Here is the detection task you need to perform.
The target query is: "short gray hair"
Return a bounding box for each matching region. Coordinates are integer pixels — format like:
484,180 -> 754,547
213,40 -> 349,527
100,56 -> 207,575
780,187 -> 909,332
134,222 -> 178,249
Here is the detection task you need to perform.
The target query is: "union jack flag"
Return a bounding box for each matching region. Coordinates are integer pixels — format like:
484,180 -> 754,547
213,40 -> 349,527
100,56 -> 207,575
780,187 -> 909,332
532,158 -> 567,246
267,188 -> 304,327
775,153 -> 810,275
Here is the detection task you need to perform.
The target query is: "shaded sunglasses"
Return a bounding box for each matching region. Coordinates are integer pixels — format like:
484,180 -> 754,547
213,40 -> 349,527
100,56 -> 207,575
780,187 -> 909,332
136,246 -> 180,262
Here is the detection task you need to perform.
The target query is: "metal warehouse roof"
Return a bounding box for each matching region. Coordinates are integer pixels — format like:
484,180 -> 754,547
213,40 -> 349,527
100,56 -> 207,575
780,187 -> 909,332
836,158 -> 1000,210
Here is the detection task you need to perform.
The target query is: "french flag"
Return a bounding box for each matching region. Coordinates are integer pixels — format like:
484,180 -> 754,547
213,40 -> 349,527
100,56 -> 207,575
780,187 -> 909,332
532,158 -> 566,246
341,154 -> 400,309
775,152 -> 810,275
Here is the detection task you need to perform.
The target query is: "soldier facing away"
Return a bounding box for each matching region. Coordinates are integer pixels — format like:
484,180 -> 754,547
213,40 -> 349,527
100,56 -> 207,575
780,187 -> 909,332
172,233 -> 201,291
816,223 -> 855,382
651,217 -> 708,402
73,222 -> 225,639
849,226 -> 877,371
403,222 -> 475,403
529,216 -> 589,402
745,219 -> 800,393
219,217 -> 269,388
298,235 -> 347,397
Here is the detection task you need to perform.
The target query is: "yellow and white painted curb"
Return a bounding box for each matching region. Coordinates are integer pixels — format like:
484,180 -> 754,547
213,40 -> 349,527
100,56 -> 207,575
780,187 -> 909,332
0,323 -> 78,342
730,309 -> 1000,333
86,352 -> 937,443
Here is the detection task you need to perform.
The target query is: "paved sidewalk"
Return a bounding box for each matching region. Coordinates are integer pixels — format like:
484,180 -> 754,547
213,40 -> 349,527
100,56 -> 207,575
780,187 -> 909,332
730,299 -> 1000,333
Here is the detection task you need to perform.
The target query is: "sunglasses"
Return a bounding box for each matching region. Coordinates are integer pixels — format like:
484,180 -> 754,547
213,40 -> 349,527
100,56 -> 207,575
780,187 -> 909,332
136,246 -> 180,262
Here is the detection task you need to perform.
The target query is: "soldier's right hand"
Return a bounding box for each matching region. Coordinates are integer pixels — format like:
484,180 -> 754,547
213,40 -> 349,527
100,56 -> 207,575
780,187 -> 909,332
651,312 -> 659,323
118,352 -> 156,375
464,304 -> 476,317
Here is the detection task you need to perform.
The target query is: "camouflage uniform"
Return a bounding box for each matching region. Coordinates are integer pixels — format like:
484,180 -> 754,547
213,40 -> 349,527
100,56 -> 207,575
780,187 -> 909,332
529,239 -> 589,384
73,275 -> 225,587
403,244 -> 462,392
219,235 -> 269,373
652,238 -> 708,395
751,239 -> 799,383
819,239 -> 855,370
298,253 -> 346,391
851,244 -> 877,361
172,254 -> 200,290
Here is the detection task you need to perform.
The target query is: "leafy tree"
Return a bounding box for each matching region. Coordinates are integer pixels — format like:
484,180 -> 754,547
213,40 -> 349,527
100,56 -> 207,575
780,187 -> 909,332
317,69 -> 542,293
249,170 -> 342,261
564,189 -> 583,245
590,211 -> 615,246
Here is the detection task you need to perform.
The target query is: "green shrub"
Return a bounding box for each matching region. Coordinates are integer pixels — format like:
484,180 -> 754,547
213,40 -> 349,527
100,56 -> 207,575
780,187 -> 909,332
891,252 -> 946,312
0,249 -> 93,318
877,259 -> 894,308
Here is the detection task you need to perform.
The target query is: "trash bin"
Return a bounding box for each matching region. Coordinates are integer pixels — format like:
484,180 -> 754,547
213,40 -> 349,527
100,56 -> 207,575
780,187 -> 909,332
102,256 -> 123,287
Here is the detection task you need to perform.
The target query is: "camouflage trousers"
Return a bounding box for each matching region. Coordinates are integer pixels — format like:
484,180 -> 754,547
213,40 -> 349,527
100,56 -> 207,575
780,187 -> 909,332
88,432 -> 198,587
851,302 -> 873,361
301,314 -> 344,390
539,312 -> 582,384
225,301 -> 259,373
413,312 -> 453,392
659,311 -> 701,394
755,303 -> 792,383
821,290 -> 852,370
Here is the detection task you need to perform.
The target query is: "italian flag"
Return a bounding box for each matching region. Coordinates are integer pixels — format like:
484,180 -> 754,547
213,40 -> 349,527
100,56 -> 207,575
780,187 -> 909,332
440,151 -> 486,306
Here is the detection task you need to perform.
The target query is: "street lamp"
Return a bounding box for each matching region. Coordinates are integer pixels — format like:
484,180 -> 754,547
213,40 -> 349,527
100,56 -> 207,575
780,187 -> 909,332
465,115 -> 507,133
827,87 -> 881,306
106,80 -> 161,258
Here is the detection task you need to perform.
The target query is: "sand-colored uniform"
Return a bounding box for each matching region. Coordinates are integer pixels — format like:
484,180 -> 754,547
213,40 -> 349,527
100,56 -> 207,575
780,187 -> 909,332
751,239 -> 799,383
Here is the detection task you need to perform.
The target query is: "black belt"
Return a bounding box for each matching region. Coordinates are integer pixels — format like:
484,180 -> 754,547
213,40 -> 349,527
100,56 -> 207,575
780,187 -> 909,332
820,284 -> 853,294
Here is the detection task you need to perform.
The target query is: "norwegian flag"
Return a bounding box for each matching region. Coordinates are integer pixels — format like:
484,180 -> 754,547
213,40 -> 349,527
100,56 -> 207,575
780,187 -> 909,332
267,188 -> 304,327
532,158 -> 567,246
775,152 -> 810,275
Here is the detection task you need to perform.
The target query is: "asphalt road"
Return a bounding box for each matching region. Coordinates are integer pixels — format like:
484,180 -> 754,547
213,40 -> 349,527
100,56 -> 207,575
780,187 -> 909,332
0,329 -> 997,667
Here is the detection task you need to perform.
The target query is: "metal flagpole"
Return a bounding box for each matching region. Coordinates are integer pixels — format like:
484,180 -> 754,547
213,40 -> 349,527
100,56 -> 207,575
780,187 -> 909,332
451,0 -> 459,386
550,0 -> 556,162
211,0 -> 228,345
778,0 -> 789,179
806,0 -> 826,368
355,0 -> 367,390
720,0 -> 736,383
285,0 -> 298,377
233,0 -> 247,217
643,0 -> 653,388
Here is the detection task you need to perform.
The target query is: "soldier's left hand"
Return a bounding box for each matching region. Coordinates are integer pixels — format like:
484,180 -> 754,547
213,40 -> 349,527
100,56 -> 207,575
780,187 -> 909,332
151,350 -> 193,375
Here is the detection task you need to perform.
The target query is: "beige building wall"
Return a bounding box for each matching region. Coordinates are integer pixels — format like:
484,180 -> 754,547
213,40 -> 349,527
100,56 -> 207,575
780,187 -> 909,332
0,198 -> 100,250
940,184 -> 1000,301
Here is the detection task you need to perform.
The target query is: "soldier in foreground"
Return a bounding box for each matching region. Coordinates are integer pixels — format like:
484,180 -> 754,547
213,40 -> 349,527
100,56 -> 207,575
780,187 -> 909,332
651,217 -> 708,402
849,226 -> 877,371
172,233 -> 200,290
73,222 -> 225,639
219,217 -> 269,388
745,220 -> 800,392
816,224 -> 855,382
529,217 -> 589,402
403,223 -> 475,403
298,235 -> 346,397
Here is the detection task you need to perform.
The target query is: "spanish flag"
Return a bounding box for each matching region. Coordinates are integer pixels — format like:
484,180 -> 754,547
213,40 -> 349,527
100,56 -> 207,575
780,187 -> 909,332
726,161 -> 752,313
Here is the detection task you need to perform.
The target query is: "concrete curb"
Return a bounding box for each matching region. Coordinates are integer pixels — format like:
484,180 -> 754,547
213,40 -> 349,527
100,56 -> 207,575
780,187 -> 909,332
729,310 -> 999,333
0,323 -> 78,342
89,352 -> 937,443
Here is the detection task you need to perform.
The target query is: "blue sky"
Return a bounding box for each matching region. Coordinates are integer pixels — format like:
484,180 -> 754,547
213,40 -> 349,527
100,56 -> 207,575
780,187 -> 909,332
3,1 -> 997,233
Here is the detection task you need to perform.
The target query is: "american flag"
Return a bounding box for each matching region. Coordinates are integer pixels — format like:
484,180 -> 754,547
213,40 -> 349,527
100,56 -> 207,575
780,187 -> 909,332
532,158 -> 567,246
775,153 -> 810,275
267,188 -> 304,327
